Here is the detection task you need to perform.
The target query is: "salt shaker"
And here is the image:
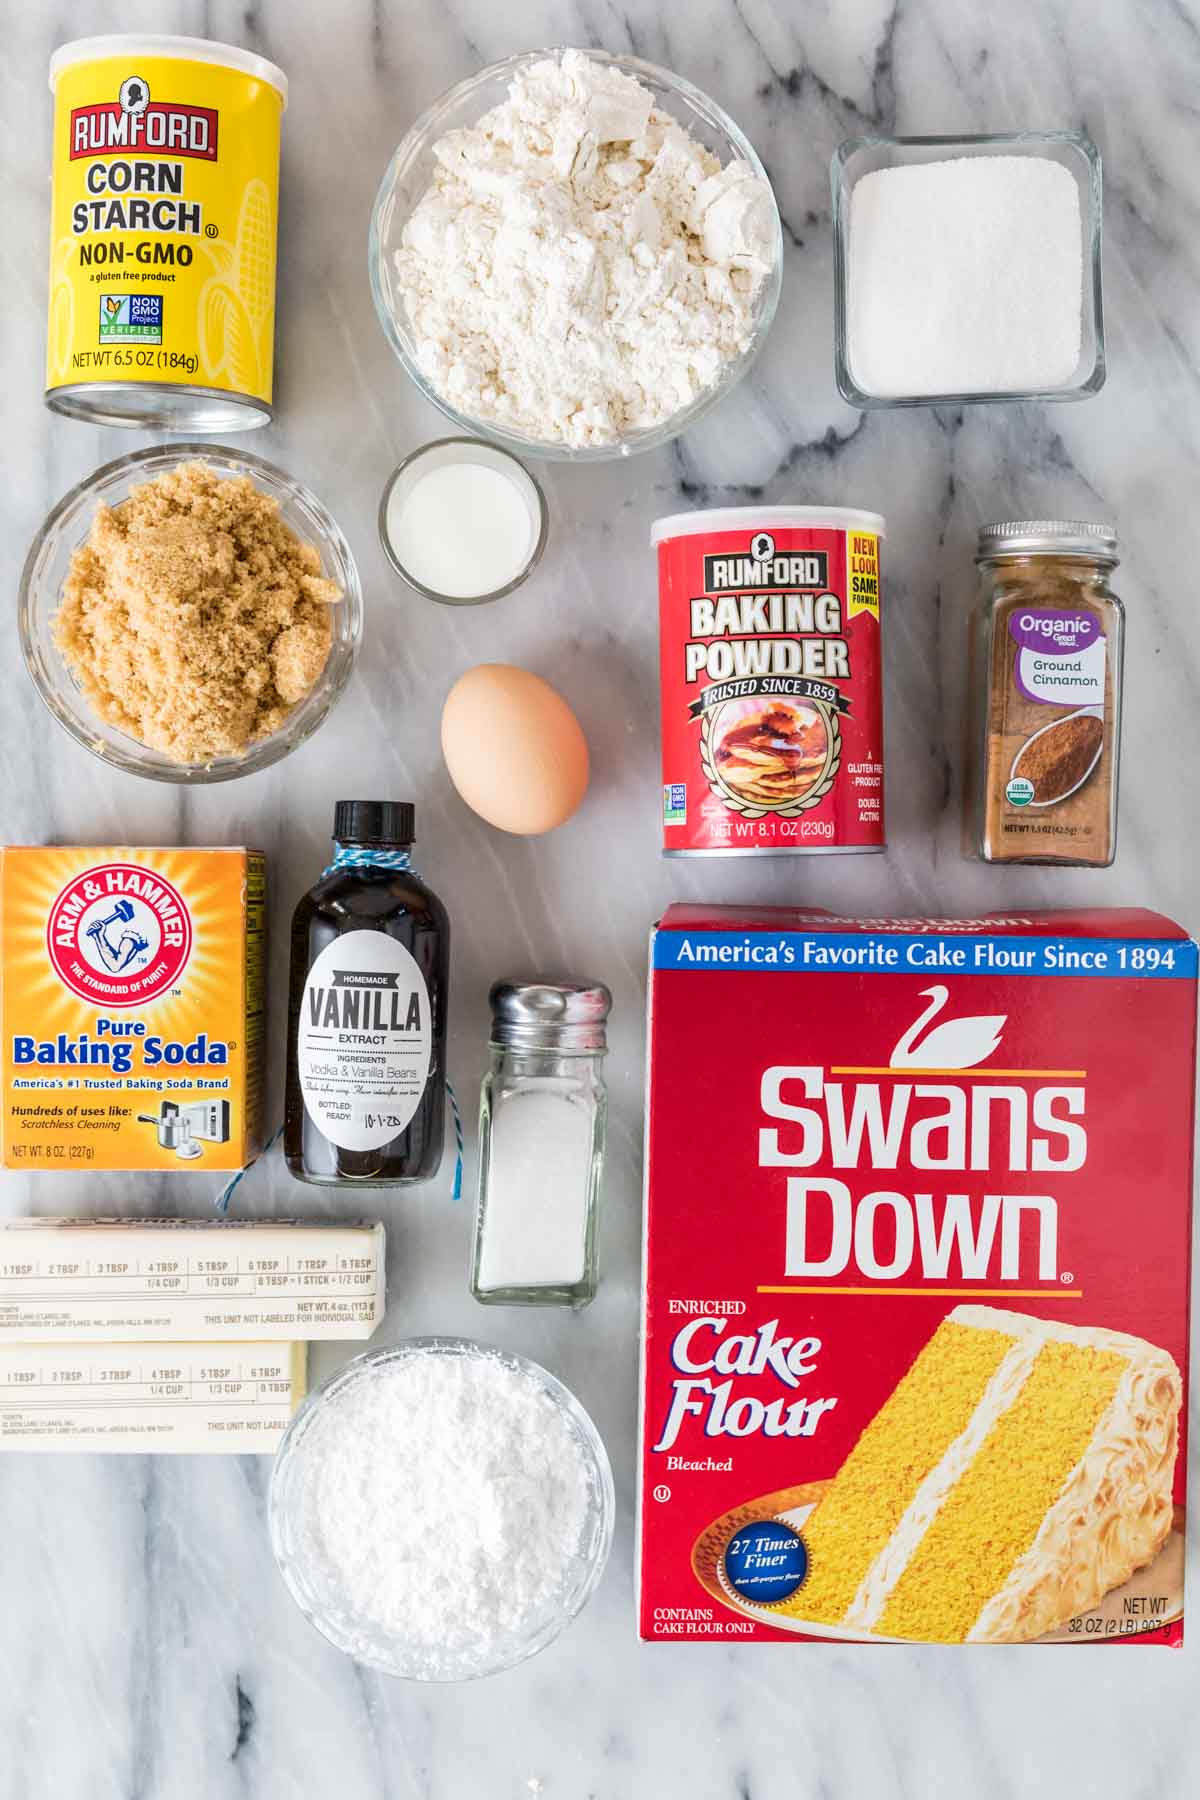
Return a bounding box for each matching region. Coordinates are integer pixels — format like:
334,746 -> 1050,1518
470,980 -> 611,1308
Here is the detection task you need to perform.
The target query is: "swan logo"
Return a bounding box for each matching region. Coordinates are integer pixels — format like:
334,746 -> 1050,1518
759,986 -> 1082,1287
889,986 -> 1006,1071
47,864 -> 192,1006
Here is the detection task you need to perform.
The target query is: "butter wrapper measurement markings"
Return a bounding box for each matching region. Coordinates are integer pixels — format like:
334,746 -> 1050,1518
0,1341 -> 305,1453
0,1221 -> 385,1342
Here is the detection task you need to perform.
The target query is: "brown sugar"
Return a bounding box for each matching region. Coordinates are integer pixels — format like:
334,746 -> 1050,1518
1013,712 -> 1103,804
53,460 -> 340,763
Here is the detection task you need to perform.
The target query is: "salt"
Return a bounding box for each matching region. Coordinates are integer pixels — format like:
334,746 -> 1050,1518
476,1084 -> 593,1291
846,156 -> 1083,398
471,980 -> 611,1307
381,440 -> 544,602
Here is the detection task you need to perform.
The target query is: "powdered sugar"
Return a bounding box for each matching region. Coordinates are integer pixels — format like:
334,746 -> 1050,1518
395,51 -> 776,447
291,1344 -> 598,1679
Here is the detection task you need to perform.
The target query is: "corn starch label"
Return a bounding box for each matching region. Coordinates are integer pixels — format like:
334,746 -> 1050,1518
653,509 -> 887,855
46,43 -> 285,424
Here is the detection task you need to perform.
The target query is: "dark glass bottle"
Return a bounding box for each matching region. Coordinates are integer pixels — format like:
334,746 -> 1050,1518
285,801 -> 449,1187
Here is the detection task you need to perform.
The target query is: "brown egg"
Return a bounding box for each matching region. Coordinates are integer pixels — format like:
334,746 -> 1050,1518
441,663 -> 590,835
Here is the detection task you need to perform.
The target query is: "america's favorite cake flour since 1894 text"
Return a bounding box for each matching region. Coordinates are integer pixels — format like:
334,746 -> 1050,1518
395,51 -> 776,447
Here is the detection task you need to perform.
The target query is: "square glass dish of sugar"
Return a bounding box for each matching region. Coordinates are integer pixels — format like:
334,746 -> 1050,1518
831,132 -> 1104,408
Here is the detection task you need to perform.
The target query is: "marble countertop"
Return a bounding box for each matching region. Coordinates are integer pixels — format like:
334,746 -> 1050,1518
2,1 -> 1199,1795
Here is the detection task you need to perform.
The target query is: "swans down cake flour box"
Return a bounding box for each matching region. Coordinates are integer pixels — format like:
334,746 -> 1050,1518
0,847 -> 265,1171
639,904 -> 1196,1646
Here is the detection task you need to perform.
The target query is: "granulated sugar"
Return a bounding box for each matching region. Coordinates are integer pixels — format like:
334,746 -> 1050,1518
297,1347 -> 593,1678
846,156 -> 1083,397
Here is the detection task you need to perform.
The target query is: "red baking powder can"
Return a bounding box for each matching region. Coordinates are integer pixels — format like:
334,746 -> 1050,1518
653,507 -> 886,856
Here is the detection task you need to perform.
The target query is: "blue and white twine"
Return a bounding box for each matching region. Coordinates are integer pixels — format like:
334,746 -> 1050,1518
215,1123 -> 283,1216
445,1079 -> 464,1202
322,842 -> 416,878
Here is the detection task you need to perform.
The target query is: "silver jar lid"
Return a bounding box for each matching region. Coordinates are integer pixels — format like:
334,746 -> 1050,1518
489,980 -> 611,1052
977,520 -> 1119,562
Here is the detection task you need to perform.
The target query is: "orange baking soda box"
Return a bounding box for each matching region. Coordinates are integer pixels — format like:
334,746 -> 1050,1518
0,848 -> 264,1171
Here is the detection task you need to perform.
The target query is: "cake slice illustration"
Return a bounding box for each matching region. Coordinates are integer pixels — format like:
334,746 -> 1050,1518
772,1306 -> 1181,1643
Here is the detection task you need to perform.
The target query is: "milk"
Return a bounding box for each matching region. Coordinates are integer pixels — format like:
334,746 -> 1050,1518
384,446 -> 542,601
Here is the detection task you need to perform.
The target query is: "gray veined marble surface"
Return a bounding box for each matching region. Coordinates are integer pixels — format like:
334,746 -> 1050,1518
0,0 -> 1198,1795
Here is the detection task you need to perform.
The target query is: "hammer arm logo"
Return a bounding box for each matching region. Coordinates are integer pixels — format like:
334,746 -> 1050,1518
47,863 -> 192,1004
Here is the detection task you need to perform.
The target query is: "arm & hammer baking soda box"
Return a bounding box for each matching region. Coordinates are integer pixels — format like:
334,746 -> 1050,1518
640,904 -> 1195,1646
1,848 -> 264,1171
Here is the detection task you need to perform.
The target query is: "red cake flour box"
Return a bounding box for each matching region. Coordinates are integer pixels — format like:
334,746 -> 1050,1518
639,905 -> 1196,1646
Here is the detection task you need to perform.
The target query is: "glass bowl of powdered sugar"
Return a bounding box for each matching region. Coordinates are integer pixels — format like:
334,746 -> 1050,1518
369,49 -> 782,459
268,1337 -> 615,1680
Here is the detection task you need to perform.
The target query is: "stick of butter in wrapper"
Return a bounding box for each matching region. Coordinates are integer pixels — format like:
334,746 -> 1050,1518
0,1340 -> 305,1453
0,1219 -> 385,1342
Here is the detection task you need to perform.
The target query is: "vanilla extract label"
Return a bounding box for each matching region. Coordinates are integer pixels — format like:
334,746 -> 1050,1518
306,971 -> 424,1034
297,930 -> 432,1152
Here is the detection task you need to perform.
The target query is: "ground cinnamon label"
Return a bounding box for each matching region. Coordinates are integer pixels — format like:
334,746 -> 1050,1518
970,523 -> 1123,867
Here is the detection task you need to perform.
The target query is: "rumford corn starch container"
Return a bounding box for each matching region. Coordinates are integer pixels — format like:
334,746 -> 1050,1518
653,508 -> 886,855
46,35 -> 286,429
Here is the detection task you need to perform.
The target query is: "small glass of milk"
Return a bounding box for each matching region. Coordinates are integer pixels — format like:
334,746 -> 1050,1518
379,439 -> 548,604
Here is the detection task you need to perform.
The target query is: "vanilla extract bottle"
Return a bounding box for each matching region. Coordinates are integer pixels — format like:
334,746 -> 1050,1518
285,802 -> 449,1186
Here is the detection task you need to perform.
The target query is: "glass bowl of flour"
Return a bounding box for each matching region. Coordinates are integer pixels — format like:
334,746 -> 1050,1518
369,49 -> 782,459
268,1337 -> 615,1680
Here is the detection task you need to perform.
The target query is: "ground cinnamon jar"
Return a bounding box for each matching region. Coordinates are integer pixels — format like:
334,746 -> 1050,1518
969,520 -> 1123,866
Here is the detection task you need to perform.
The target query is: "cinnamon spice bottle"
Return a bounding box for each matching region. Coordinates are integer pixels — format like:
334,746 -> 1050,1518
968,521 -> 1124,866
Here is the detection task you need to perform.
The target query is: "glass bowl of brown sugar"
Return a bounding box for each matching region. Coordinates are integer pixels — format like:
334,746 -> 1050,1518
18,443 -> 363,784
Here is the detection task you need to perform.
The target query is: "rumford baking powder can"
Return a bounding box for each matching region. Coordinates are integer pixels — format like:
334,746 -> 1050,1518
46,35 -> 287,430
653,507 -> 886,855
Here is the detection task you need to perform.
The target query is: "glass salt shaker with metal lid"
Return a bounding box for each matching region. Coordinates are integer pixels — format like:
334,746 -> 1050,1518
470,980 -> 611,1308
968,519 -> 1124,868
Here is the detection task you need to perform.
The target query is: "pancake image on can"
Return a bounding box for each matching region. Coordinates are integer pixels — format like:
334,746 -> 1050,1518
652,506 -> 886,856
45,34 -> 286,431
707,697 -> 834,814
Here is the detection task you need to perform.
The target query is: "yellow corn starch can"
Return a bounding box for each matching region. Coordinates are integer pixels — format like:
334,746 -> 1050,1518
46,35 -> 287,430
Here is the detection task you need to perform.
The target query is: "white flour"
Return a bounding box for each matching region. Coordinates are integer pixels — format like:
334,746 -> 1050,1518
300,1348 -> 592,1677
396,50 -> 775,446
